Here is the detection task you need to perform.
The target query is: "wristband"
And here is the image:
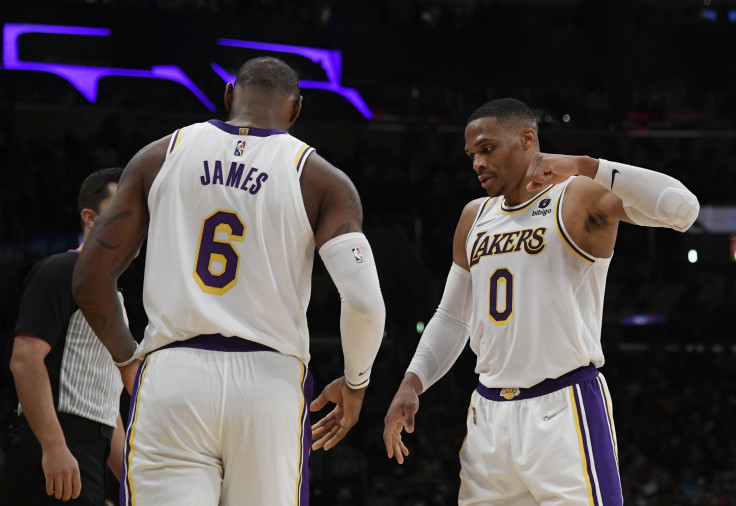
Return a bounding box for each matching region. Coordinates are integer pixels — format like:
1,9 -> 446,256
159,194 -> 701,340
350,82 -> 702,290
113,355 -> 136,367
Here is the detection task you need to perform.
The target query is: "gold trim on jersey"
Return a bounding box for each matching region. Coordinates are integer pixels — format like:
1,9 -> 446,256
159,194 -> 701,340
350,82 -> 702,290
168,129 -> 180,154
464,197 -> 495,251
554,187 -> 596,264
499,184 -> 556,214
569,386 -> 596,505
170,127 -> 185,153
295,145 -> 310,168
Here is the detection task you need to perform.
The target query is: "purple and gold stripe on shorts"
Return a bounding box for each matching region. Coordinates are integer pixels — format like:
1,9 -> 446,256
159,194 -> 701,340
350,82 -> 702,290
569,377 -> 623,506
597,374 -> 618,463
296,365 -> 314,505
120,354 -> 151,506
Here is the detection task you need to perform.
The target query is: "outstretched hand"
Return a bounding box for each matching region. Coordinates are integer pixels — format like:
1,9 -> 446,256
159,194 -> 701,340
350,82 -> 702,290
383,373 -> 423,464
310,376 -> 366,451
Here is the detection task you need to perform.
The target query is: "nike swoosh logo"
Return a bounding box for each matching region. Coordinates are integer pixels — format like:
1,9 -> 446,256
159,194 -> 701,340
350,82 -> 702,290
611,168 -> 620,190
543,407 -> 565,421
358,368 -> 370,376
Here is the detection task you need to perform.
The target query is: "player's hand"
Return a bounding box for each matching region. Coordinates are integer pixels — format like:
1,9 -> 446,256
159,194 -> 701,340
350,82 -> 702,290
310,376 -> 366,451
41,443 -> 82,501
119,359 -> 141,395
383,373 -> 423,465
526,153 -> 592,192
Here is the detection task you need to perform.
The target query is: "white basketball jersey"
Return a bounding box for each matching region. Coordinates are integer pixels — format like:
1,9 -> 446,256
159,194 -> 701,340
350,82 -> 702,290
136,120 -> 316,364
465,179 -> 610,388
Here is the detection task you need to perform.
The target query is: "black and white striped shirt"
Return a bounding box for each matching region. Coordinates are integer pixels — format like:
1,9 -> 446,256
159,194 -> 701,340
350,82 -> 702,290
14,251 -> 124,427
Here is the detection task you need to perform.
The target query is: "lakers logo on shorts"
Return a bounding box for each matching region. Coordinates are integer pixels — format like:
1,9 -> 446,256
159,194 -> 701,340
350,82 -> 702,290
500,388 -> 520,400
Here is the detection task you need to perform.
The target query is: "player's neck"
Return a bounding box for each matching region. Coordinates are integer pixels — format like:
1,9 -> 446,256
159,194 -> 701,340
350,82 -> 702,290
226,115 -> 284,131
504,180 -> 543,207
227,95 -> 293,131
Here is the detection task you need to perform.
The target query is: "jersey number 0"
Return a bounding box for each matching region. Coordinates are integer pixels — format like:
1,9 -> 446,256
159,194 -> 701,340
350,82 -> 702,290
488,267 -> 513,325
193,210 -> 245,295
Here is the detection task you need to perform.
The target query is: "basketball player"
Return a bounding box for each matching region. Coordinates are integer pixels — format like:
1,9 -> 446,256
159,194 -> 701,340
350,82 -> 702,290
72,57 -> 385,505
383,98 -> 699,505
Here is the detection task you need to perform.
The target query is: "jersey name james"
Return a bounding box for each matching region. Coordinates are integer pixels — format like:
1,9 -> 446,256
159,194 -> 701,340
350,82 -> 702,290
199,160 -> 269,195
468,227 -> 546,266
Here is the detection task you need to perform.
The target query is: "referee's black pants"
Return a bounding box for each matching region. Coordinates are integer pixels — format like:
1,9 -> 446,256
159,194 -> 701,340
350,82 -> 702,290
0,412 -> 113,506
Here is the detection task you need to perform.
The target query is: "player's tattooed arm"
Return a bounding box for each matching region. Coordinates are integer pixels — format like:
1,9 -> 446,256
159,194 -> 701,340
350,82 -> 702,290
300,153 -> 364,249
90,210 -> 132,250
73,136 -> 168,363
89,209 -> 148,279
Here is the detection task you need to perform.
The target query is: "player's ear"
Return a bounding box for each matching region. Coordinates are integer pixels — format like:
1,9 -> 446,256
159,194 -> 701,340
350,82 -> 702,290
289,95 -> 303,127
224,83 -> 234,113
521,128 -> 536,149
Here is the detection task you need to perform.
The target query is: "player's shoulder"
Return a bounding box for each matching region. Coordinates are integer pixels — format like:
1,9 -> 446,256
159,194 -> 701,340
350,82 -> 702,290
454,197 -> 492,240
565,173 -> 605,195
163,120 -> 213,153
125,133 -> 174,190
461,197 -> 492,220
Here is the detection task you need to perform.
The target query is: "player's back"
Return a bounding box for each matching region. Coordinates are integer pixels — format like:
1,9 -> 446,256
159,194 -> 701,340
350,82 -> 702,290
138,119 -> 316,363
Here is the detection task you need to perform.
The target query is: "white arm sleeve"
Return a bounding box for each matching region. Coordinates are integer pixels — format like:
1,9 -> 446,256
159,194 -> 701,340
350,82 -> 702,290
594,159 -> 700,232
406,263 -> 472,392
319,232 -> 385,389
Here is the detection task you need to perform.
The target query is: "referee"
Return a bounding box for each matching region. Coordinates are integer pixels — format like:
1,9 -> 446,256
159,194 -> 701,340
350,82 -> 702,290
0,168 -> 126,505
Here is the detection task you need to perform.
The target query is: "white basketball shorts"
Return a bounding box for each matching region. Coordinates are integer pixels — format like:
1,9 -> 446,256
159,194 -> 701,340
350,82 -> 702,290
120,334 -> 313,506
458,364 -> 622,505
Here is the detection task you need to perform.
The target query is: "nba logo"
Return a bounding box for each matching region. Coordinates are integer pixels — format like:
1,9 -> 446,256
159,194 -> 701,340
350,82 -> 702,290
234,140 -> 246,156
352,248 -> 364,264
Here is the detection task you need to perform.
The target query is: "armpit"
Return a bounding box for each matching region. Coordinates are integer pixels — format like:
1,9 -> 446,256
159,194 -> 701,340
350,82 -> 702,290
585,211 -> 609,231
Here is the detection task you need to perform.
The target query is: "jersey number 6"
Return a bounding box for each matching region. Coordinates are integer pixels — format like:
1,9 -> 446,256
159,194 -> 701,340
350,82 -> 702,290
193,210 -> 246,295
488,267 -> 513,325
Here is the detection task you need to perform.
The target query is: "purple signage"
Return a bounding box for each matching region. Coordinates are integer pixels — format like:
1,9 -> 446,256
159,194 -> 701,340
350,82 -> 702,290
213,39 -> 372,119
1,23 -> 372,118
2,23 -> 216,111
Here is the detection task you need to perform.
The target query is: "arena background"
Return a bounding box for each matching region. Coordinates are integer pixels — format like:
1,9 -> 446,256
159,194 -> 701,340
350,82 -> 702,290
1,0 -> 735,504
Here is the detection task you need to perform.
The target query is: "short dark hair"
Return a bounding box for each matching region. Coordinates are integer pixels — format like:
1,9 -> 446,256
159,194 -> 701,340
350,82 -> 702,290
467,98 -> 538,132
78,167 -> 123,217
234,57 -> 300,97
